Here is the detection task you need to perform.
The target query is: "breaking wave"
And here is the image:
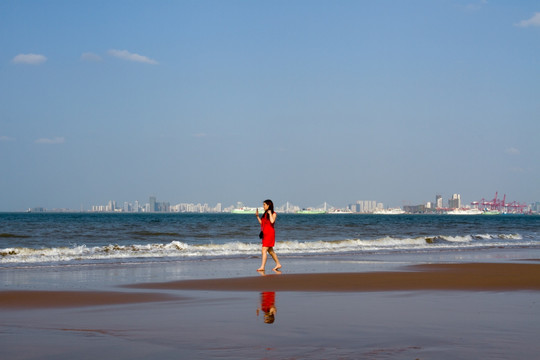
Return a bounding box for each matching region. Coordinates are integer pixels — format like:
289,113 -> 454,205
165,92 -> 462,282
0,233 -> 525,265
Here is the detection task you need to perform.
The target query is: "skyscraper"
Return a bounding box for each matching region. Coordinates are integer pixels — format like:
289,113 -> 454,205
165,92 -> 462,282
448,194 -> 461,209
149,196 -> 156,213
435,195 -> 443,209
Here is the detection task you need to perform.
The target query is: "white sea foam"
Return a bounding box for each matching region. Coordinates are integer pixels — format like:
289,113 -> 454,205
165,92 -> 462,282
498,234 -> 522,240
440,235 -> 473,242
0,233 -> 529,265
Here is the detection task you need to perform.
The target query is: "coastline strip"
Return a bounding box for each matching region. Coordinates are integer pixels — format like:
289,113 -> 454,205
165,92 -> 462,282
3,263 -> 538,310
128,263 -> 540,292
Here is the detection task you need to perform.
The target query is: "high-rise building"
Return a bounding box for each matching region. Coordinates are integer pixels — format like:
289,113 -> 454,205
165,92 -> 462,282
149,196 -> 156,212
106,200 -> 116,212
350,200 -> 380,213
448,194 -> 461,209
435,195 -> 443,209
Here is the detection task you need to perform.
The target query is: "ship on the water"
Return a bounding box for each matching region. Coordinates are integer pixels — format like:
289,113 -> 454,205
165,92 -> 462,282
231,207 -> 263,214
482,210 -> 501,215
373,208 -> 406,215
327,208 -> 354,214
296,209 -> 326,214
446,208 -> 483,215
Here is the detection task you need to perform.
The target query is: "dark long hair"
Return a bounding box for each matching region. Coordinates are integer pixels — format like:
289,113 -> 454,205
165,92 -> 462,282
263,199 -> 274,218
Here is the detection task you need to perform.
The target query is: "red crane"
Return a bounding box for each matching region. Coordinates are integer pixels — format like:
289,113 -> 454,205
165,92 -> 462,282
472,192 -> 528,213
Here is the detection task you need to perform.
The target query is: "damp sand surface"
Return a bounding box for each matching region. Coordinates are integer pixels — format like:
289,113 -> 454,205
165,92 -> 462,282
1,261 -> 539,359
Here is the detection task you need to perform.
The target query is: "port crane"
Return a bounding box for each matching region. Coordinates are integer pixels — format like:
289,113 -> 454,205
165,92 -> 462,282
472,192 -> 528,213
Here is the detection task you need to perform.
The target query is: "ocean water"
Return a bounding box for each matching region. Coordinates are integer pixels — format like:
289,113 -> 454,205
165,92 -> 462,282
1,213 -> 539,267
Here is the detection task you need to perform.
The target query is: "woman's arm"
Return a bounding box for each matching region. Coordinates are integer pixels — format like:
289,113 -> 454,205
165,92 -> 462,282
256,208 -> 262,224
269,211 -> 277,224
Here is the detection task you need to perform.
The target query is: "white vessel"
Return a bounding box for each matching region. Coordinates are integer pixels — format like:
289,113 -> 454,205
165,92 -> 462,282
327,209 -> 353,214
446,208 -> 482,215
373,208 -> 406,215
296,209 -> 326,214
231,207 -> 262,214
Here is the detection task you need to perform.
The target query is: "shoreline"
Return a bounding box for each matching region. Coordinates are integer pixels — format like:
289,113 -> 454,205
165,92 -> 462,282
2,262 -> 538,310
3,247 -> 539,292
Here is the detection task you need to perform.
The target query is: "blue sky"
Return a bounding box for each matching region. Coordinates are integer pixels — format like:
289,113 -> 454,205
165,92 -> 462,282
1,0 -> 539,211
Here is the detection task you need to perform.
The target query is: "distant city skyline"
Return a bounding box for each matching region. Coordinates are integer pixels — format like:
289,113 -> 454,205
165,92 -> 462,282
22,191 -> 537,214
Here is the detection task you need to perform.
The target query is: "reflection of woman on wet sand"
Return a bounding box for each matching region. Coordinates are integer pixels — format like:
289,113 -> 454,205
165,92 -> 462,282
255,199 -> 282,272
257,291 -> 276,324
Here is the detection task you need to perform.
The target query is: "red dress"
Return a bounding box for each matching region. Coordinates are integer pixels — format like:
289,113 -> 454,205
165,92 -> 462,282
260,213 -> 276,247
261,291 -> 275,312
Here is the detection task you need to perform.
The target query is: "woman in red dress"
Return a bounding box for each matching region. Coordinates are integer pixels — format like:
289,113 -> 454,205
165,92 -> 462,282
255,199 -> 282,272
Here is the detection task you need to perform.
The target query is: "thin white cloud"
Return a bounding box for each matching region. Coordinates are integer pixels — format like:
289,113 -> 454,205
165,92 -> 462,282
108,49 -> 158,64
12,53 -> 47,65
81,52 -> 102,62
505,147 -> 520,155
35,137 -> 65,145
0,136 -> 15,142
516,12 -> 540,27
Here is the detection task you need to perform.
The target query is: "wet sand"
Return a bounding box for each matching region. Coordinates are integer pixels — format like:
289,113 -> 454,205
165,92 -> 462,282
3,263 -> 538,310
0,290 -> 177,309
129,262 -> 540,292
1,262 -> 539,359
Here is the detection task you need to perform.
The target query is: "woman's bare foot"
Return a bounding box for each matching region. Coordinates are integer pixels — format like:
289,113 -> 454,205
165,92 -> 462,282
273,264 -> 282,271
257,268 -> 265,272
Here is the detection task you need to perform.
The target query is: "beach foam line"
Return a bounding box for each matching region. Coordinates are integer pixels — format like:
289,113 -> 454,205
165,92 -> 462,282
0,233 -> 526,265
127,262 -> 540,292
0,290 -> 180,309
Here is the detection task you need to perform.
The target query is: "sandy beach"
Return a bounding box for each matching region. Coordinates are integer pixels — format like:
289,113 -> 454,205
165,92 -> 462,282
0,290 -> 177,309
128,262 -> 540,292
1,261 -> 539,359
2,262 -> 539,309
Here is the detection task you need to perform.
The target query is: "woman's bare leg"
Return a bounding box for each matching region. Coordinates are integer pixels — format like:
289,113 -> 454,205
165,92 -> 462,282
268,247 -> 281,270
257,247 -> 269,271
